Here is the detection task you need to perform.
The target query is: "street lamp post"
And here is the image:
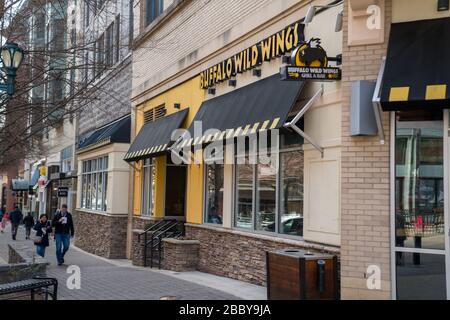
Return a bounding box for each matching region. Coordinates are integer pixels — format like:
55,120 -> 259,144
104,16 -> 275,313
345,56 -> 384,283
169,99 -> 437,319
0,42 -> 25,96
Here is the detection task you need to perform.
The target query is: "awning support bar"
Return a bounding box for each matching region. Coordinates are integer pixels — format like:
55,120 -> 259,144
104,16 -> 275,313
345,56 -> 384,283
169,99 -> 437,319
284,86 -> 324,157
372,56 -> 386,145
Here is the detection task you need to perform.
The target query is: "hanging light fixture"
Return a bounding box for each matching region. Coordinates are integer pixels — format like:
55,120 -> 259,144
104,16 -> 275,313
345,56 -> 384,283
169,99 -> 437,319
335,10 -> 344,32
304,0 -> 344,32
304,6 -> 317,24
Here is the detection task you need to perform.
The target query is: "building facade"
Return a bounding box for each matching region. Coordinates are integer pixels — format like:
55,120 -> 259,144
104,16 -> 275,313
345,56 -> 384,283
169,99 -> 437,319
341,0 -> 450,300
128,0 -> 450,300
129,0 -> 342,285
72,0 -> 134,259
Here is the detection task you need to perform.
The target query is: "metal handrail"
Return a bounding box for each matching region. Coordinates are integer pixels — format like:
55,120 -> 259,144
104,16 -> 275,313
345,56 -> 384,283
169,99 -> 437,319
138,219 -> 176,242
142,219 -> 185,268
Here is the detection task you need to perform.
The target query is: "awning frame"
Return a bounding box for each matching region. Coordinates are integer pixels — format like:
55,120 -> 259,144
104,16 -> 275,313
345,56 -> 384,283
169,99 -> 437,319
372,56 -> 387,145
284,86 -> 324,157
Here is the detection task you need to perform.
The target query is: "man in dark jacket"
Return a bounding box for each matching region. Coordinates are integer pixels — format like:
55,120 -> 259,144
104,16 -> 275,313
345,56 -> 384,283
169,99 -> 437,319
23,212 -> 35,240
52,204 -> 74,266
9,206 -> 23,240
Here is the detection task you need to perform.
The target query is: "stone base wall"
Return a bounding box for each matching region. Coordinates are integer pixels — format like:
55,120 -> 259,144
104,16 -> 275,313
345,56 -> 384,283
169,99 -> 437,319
186,224 -> 340,286
131,216 -> 159,266
162,239 -> 200,272
73,210 -> 127,259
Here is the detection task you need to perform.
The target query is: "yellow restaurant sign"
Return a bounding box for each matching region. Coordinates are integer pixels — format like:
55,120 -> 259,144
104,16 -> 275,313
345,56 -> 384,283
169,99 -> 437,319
200,21 -> 305,89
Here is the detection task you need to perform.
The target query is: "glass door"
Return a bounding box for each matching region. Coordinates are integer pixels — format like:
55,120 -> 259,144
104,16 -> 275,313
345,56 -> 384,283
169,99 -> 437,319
393,109 -> 448,300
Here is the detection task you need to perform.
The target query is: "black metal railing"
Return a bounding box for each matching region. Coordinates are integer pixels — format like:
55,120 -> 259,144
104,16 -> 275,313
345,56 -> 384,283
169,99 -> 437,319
138,219 -> 185,268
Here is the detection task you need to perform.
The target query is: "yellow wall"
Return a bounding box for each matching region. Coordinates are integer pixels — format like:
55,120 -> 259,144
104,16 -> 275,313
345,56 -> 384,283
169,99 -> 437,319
133,76 -> 205,224
186,150 -> 204,225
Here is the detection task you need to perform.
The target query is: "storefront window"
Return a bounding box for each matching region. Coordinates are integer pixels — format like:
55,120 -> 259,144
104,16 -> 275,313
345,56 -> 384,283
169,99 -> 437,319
256,163 -> 276,232
141,158 -> 155,216
60,145 -> 73,173
81,156 -> 108,211
395,110 -> 445,250
205,164 -> 224,225
279,150 -> 304,236
232,133 -> 304,237
235,158 -> 254,229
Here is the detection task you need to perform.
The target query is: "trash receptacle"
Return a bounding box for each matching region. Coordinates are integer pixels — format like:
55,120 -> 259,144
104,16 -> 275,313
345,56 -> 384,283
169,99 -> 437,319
266,249 -> 338,300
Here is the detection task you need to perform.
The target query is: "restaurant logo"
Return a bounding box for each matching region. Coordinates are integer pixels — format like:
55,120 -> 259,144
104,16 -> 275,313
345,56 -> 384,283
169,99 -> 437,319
280,38 -> 341,81
200,21 -> 305,89
292,38 -> 328,67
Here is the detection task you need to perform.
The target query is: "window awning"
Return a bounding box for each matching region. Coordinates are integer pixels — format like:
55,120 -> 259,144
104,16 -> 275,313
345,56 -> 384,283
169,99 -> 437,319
124,109 -> 189,162
11,179 -> 32,191
380,17 -> 450,111
78,114 -> 131,151
179,74 -> 305,148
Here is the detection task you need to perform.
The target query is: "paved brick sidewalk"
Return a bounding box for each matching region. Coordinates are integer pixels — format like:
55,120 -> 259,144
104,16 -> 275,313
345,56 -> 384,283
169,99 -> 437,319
1,225 -> 239,300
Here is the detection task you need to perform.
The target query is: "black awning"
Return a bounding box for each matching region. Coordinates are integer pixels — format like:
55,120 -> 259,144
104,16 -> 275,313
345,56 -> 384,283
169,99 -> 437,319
180,74 -> 304,147
380,17 -> 450,111
124,109 -> 189,162
78,115 -> 131,151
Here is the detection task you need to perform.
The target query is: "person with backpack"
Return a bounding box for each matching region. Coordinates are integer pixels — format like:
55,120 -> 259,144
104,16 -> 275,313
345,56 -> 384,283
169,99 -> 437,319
23,212 -> 35,240
9,206 -> 23,240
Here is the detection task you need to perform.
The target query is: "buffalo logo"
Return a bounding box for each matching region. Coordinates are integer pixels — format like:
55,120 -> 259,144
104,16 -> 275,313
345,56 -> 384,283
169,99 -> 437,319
292,38 -> 328,67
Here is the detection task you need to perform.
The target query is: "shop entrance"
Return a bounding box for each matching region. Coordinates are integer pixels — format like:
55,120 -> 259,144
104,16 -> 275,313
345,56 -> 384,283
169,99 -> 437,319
164,163 -> 187,219
392,109 -> 450,300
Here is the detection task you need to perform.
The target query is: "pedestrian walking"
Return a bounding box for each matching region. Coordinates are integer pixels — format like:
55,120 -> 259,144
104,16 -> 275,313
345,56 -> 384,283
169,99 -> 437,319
23,212 -> 35,240
1,208 -> 9,233
0,207 -> 4,233
33,214 -> 52,258
9,206 -> 23,240
52,204 -> 74,266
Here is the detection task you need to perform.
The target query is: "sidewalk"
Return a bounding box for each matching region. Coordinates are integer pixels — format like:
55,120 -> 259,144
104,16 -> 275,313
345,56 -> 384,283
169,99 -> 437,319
0,225 -> 266,300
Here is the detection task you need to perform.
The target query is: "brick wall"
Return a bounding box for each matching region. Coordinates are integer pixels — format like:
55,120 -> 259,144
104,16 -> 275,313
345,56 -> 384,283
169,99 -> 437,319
340,0 -> 392,299
78,57 -> 133,136
133,0 -> 271,91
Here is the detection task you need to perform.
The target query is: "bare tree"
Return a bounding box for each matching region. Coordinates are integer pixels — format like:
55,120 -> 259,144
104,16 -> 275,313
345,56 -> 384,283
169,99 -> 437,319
0,0 -> 132,169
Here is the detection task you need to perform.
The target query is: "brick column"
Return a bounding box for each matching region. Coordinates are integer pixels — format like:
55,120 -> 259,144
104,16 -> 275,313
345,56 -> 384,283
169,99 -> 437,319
340,0 -> 393,299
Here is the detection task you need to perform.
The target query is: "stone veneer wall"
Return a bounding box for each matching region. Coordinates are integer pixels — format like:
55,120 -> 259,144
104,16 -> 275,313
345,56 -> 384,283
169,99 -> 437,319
162,239 -> 200,272
73,210 -> 128,259
185,224 -> 340,286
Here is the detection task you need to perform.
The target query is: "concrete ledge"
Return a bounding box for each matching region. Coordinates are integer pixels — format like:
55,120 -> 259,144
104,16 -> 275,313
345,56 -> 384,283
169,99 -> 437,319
0,243 -> 48,285
163,238 -> 200,245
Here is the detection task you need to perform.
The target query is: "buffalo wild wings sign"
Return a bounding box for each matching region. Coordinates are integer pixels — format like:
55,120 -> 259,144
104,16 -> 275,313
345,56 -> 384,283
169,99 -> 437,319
280,38 -> 341,81
200,22 -> 305,89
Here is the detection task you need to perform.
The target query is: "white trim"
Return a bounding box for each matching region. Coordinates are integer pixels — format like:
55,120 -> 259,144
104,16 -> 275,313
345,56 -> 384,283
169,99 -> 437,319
444,109 -> 450,299
372,57 -> 387,145
394,247 -> 446,255
390,111 -> 396,300
390,111 -> 450,300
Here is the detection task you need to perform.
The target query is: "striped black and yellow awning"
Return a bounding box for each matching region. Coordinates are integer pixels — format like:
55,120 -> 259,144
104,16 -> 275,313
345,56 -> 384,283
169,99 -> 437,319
124,109 -> 188,162
177,74 -> 304,149
381,17 -> 450,111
